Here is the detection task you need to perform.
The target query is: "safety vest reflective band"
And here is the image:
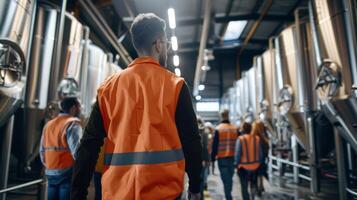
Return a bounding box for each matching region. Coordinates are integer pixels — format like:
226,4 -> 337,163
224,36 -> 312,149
216,123 -> 238,159
97,57 -> 185,200
238,134 -> 261,171
104,149 -> 184,166
42,115 -> 80,170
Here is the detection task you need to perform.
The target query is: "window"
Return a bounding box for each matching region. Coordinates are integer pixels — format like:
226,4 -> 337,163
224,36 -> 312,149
196,101 -> 220,112
223,20 -> 248,41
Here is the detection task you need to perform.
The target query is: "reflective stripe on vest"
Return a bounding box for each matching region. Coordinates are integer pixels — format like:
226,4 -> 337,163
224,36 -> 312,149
97,57 -> 186,200
239,135 -> 261,170
104,149 -> 184,166
42,115 -> 79,170
216,123 -> 238,158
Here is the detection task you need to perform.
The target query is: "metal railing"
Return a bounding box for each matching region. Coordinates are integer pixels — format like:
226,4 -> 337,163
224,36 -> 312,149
0,179 -> 44,195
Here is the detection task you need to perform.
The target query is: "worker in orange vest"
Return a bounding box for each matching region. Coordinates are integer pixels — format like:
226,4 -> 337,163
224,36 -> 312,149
40,97 -> 82,200
71,13 -> 202,200
235,121 -> 264,200
211,109 -> 239,200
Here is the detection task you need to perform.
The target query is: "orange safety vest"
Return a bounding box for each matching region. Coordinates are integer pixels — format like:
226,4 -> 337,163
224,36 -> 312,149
97,57 -> 185,200
216,123 -> 238,158
41,115 -> 80,170
238,134 -> 261,171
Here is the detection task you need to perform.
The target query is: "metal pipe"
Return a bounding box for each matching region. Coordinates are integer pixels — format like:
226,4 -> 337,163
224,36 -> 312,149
0,179 -> 44,194
0,116 -> 15,200
48,0 -> 67,101
299,174 -> 312,181
291,135 -> 299,183
342,0 -> 357,94
308,1 -> 322,68
78,0 -> 132,65
346,188 -> 357,196
84,0 -> 132,64
237,0 -> 273,57
334,127 -> 347,200
24,0 -> 37,76
193,0 -> 212,96
307,115 -> 320,193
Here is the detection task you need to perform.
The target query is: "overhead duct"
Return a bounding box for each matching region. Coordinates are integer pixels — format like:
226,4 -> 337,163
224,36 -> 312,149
193,0 -> 212,96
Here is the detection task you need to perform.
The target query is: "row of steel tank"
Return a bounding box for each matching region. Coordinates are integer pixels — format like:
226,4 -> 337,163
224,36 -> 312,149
223,0 -> 357,198
0,0 -> 122,193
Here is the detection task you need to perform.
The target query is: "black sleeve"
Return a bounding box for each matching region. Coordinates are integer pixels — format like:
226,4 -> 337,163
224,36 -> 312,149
175,83 -> 202,194
71,101 -> 105,200
211,130 -> 219,161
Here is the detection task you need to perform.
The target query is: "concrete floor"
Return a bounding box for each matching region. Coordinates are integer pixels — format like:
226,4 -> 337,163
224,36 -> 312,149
206,169 -> 339,200
6,170 -> 339,200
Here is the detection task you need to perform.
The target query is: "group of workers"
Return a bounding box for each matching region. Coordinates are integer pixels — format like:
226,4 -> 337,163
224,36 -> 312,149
38,12 -> 270,200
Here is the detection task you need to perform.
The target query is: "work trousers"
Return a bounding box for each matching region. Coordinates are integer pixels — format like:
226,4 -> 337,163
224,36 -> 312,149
47,174 -> 71,200
238,168 -> 258,200
217,157 -> 235,200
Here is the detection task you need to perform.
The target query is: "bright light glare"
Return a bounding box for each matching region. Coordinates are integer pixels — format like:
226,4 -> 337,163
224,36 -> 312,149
223,20 -> 248,40
168,8 -> 176,29
196,101 -> 220,112
195,95 -> 202,101
198,84 -> 205,91
174,68 -> 181,76
171,36 -> 178,51
173,55 -> 179,66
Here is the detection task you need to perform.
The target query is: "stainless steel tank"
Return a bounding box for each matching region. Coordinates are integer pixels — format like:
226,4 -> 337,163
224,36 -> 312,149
234,80 -> 244,122
0,0 -> 34,58
275,21 -> 315,149
275,12 -> 334,155
261,49 -> 275,121
82,43 -> 108,117
312,0 -> 357,151
228,87 -> 238,124
13,5 -> 58,164
0,0 -> 35,123
247,66 -> 257,119
56,13 -> 85,99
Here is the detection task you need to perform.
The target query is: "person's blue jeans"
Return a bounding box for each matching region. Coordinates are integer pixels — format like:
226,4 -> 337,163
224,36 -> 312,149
47,173 -> 71,200
218,157 -> 235,200
93,172 -> 102,200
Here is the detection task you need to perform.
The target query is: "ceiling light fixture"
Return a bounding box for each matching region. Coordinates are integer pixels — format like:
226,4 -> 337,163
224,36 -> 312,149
173,55 -> 180,66
174,68 -> 181,76
171,36 -> 178,51
168,8 -> 176,29
198,84 -> 205,91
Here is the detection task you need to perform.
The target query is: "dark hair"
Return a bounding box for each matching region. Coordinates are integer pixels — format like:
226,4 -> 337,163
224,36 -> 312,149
240,122 -> 252,134
130,13 -> 166,53
220,109 -> 229,120
60,97 -> 79,113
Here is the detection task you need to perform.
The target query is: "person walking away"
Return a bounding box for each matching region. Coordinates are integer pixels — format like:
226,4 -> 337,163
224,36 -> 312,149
197,117 -> 209,199
211,109 -> 239,200
252,121 -> 269,196
235,121 -> 264,200
205,122 -> 216,175
71,13 -> 202,200
40,97 -> 83,200
240,122 -> 252,136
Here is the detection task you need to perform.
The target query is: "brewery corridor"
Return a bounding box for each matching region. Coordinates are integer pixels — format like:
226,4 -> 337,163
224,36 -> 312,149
0,0 -> 357,199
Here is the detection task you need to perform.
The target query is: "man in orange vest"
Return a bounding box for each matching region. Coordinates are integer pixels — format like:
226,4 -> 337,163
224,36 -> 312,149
40,97 -> 82,200
235,121 -> 264,200
71,13 -> 202,200
211,109 -> 239,200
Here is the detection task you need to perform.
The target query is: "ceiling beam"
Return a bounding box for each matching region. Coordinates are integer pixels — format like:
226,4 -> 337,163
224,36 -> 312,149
179,38 -> 268,49
177,14 -> 294,26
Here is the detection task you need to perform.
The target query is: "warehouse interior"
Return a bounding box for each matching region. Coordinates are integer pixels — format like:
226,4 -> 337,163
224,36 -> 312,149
0,0 -> 357,199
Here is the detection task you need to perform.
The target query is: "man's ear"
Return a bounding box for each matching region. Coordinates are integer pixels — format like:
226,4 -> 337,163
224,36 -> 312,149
154,39 -> 162,53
